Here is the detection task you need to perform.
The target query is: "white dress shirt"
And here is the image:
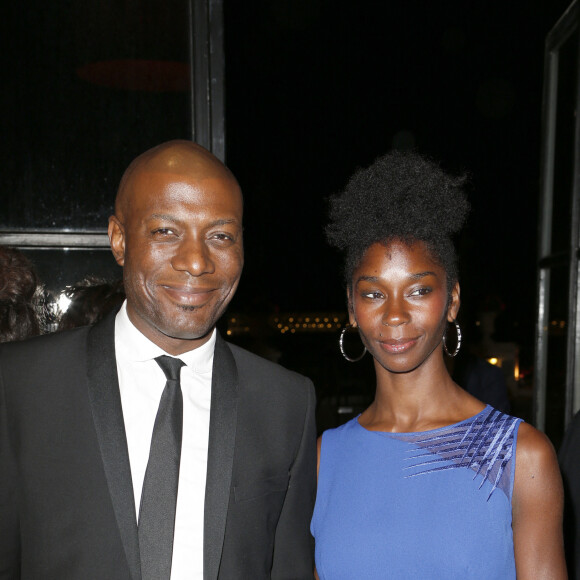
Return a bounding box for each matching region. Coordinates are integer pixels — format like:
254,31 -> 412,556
115,302 -> 213,579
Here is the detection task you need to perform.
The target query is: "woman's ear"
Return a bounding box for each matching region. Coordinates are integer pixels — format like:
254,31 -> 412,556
447,282 -> 461,322
347,287 -> 356,327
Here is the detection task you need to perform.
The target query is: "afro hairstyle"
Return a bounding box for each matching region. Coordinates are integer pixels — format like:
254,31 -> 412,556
326,150 -> 470,291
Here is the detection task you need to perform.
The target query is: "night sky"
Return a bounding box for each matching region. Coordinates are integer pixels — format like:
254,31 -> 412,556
224,0 -> 572,350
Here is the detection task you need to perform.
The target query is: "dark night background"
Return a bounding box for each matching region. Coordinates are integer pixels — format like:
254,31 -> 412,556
0,1 -> 575,432
224,0 -> 571,338
0,1 -> 571,326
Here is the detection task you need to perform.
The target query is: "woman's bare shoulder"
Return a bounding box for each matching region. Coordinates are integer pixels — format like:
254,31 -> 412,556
515,422 -> 558,472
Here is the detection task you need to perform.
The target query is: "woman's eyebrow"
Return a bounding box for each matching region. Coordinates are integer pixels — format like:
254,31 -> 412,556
355,275 -> 379,284
409,271 -> 437,280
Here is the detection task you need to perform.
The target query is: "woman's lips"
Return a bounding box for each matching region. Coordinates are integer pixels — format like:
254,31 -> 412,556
379,338 -> 418,354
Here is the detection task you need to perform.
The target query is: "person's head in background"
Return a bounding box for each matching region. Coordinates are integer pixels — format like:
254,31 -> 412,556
0,246 -> 42,342
57,277 -> 125,331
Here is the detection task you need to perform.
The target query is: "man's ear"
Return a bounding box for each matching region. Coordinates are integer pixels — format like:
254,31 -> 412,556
447,282 -> 461,322
108,215 -> 126,267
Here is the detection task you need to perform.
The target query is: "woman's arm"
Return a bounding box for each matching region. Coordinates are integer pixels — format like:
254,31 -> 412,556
512,423 -> 567,579
317,435 -> 322,478
314,435 -> 322,580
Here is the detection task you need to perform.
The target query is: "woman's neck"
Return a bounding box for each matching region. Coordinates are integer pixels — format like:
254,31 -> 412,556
359,355 -> 484,433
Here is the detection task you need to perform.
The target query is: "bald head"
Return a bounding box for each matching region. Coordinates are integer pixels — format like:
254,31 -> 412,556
115,140 -> 240,220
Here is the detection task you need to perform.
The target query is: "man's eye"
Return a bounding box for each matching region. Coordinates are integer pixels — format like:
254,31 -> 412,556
152,228 -> 174,236
212,233 -> 234,242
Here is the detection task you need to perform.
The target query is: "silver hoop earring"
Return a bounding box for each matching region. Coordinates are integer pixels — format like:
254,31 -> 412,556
443,320 -> 462,357
339,324 -> 367,362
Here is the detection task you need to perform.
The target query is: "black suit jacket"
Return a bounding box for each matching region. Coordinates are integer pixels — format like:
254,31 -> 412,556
0,312 -> 317,579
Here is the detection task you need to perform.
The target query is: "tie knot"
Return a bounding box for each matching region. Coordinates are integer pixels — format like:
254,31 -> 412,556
155,355 -> 185,382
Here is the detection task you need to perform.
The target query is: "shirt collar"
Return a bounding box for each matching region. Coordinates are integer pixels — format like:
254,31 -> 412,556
115,301 -> 216,374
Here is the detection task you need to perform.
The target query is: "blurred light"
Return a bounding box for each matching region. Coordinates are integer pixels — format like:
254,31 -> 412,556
487,357 -> 499,366
57,292 -> 72,314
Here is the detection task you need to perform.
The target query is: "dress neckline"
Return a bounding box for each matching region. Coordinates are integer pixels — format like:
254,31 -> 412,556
354,404 -> 492,436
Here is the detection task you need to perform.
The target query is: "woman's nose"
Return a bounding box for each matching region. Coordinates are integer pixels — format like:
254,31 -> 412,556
381,297 -> 409,327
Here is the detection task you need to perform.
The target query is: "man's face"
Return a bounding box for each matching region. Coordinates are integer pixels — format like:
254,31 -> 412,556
108,170 -> 243,355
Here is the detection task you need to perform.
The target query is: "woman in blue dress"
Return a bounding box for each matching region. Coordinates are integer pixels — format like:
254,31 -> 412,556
311,151 -> 566,579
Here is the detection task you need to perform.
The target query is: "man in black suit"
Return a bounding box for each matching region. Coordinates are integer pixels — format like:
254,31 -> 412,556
0,141 -> 317,579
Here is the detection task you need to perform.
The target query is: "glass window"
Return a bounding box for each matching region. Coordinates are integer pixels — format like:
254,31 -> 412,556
0,1 -> 192,231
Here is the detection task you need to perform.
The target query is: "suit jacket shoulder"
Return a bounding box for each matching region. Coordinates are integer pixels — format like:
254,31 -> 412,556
0,326 -> 94,402
227,341 -> 314,391
1,324 -> 90,362
0,318 -> 136,580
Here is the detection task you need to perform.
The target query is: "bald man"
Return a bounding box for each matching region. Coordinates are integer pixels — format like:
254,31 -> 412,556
0,141 -> 317,579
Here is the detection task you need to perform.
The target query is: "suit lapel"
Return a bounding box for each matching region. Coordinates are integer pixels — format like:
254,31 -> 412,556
204,334 -> 239,580
87,313 -> 141,580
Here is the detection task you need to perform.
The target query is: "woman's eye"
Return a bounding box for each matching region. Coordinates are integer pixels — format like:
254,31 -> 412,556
410,287 -> 431,296
363,291 -> 383,299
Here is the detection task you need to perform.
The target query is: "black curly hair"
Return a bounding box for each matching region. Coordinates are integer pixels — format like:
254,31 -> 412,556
0,246 -> 42,342
326,150 -> 470,293
58,276 -> 125,331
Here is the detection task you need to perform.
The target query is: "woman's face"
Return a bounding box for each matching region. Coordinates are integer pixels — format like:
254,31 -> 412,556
348,240 -> 459,375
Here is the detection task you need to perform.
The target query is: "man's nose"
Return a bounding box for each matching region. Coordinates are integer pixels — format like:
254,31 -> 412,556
171,236 -> 215,276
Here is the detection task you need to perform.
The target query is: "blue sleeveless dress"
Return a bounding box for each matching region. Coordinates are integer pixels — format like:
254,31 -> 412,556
311,406 -> 522,579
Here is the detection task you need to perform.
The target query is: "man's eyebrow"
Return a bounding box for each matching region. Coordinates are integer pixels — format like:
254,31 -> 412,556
208,218 -> 239,227
147,215 -> 240,227
149,213 -> 178,222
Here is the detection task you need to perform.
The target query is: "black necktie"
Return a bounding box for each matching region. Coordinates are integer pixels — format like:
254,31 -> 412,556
138,355 -> 185,580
